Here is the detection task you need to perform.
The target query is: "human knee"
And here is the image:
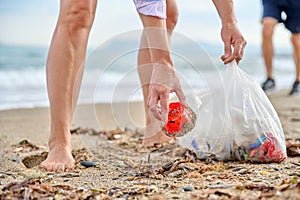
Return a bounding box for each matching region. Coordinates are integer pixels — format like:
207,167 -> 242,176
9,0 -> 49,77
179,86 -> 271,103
60,1 -> 95,32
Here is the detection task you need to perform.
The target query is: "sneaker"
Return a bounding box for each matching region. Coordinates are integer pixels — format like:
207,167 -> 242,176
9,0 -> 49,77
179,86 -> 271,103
289,81 -> 300,95
262,78 -> 275,91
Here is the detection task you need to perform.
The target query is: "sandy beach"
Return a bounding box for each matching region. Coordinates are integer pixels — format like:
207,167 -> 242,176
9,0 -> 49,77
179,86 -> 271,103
0,89 -> 299,199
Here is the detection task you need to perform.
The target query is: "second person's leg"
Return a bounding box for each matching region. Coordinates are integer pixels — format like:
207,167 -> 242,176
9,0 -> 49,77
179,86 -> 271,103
290,33 -> 300,95
261,17 -> 277,91
137,0 -> 179,146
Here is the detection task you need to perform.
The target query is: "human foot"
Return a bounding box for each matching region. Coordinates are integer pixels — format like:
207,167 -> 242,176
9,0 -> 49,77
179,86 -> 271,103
40,144 -> 75,172
142,131 -> 174,147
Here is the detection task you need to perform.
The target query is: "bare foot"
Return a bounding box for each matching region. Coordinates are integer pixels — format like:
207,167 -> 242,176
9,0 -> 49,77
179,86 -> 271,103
40,143 -> 75,172
142,131 -> 174,147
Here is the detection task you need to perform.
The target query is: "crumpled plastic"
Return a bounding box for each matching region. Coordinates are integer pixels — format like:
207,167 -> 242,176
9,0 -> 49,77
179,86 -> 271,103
162,102 -> 197,137
178,61 -> 287,163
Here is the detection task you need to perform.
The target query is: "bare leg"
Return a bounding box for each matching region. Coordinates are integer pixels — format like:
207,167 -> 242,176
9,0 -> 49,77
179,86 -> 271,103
262,17 -> 277,79
138,0 -> 178,147
291,33 -> 300,82
40,0 -> 97,172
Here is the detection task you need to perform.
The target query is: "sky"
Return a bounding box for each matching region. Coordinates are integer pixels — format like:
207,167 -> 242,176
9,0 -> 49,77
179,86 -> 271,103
0,0 -> 292,49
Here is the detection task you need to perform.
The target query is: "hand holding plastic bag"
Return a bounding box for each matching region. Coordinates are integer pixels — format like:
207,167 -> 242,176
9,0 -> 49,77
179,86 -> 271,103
179,61 -> 287,163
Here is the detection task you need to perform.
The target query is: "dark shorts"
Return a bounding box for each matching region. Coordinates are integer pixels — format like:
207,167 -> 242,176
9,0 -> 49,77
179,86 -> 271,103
262,0 -> 300,33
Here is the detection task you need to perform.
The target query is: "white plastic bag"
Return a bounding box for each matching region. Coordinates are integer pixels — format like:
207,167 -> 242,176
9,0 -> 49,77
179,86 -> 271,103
179,61 -> 287,162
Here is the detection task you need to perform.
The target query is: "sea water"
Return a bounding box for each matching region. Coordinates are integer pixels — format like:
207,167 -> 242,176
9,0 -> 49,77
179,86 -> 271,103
0,43 -> 295,110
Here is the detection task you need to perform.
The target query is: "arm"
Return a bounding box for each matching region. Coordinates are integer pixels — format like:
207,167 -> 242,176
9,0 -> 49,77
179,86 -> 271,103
212,0 -> 247,64
139,15 -> 186,126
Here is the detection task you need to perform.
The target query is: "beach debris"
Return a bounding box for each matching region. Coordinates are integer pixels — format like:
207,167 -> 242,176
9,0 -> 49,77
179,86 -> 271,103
12,139 -> 40,152
286,138 -> 300,157
70,127 -> 81,134
162,102 -> 197,137
249,133 -> 286,163
70,127 -> 126,140
2,122 -> 300,199
80,160 -> 99,168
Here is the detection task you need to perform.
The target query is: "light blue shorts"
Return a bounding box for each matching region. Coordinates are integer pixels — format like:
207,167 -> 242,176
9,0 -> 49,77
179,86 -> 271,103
133,0 -> 167,19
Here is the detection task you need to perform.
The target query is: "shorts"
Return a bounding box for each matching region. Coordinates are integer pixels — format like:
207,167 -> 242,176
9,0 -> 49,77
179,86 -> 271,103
133,0 -> 167,19
262,0 -> 300,33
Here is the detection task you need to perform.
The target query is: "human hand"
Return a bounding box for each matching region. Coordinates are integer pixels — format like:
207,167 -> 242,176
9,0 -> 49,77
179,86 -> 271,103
147,64 -> 187,127
220,22 -> 247,64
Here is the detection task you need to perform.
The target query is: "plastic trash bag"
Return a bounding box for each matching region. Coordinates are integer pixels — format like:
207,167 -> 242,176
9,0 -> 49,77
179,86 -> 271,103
178,61 -> 287,162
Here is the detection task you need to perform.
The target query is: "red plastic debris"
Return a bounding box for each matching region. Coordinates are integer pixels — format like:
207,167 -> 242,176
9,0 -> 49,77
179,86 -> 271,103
162,102 -> 196,137
249,133 -> 286,163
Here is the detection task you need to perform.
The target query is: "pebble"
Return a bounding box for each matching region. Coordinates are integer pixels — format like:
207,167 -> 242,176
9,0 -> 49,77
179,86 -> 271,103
270,165 -> 280,171
108,190 -> 115,195
12,157 -> 21,163
77,187 -> 86,190
80,160 -> 99,168
113,134 -> 122,139
209,194 -> 218,199
183,185 -> 194,191
6,172 -> 13,176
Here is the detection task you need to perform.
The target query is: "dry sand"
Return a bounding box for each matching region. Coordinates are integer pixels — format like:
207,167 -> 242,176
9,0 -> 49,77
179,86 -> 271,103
0,89 -> 299,199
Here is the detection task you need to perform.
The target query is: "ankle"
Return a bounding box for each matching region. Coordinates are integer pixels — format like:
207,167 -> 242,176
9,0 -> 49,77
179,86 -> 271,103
48,130 -> 72,150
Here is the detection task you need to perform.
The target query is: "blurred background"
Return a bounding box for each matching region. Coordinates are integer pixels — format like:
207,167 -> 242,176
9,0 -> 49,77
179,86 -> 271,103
0,0 -> 295,110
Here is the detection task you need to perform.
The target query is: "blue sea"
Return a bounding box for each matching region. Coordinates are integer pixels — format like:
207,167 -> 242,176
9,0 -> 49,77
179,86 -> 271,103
0,40 -> 296,110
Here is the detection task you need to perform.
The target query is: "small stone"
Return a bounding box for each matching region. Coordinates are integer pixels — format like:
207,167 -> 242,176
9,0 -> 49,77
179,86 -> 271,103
80,160 -> 99,168
183,185 -> 194,191
113,134 -> 122,139
209,194 -> 218,199
109,190 -> 115,195
270,165 -> 280,171
12,157 -> 21,163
